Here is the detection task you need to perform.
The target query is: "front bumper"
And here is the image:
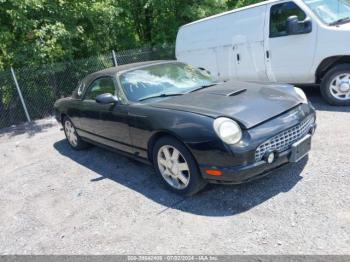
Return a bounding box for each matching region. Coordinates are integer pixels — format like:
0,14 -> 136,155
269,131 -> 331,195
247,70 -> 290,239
199,148 -> 295,184
195,104 -> 317,184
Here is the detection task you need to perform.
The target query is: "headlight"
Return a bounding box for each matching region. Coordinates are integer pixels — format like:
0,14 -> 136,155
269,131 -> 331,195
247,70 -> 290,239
213,117 -> 242,144
294,87 -> 307,103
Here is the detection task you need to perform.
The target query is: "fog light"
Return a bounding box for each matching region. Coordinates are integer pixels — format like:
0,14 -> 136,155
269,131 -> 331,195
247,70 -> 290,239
265,151 -> 275,164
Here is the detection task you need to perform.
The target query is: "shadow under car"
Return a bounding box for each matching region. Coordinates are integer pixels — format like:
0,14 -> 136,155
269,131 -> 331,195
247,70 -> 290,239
54,139 -> 307,217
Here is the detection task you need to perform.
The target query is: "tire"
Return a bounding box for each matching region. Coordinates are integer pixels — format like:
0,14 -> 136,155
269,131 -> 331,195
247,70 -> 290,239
62,116 -> 89,150
152,136 -> 207,196
320,64 -> 350,106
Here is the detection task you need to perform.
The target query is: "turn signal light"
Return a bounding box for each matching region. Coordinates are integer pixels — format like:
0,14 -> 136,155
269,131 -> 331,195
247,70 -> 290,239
206,169 -> 222,176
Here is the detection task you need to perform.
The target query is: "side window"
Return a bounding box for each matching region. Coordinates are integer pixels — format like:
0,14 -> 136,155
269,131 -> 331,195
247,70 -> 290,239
84,77 -> 115,100
270,2 -> 306,37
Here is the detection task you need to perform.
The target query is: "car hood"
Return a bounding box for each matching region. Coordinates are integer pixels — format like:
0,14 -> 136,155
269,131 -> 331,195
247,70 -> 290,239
149,81 -> 303,129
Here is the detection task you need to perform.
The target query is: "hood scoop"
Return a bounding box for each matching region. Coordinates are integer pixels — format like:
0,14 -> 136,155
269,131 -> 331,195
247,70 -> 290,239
226,89 -> 247,96
208,88 -> 247,97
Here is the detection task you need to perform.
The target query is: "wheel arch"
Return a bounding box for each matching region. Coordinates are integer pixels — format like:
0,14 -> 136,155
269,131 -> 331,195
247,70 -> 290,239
60,113 -> 67,125
316,56 -> 350,83
147,130 -> 191,164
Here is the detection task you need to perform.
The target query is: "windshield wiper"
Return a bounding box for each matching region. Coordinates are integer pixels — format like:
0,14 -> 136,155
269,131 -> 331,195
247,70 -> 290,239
329,17 -> 350,26
138,83 -> 218,101
188,83 -> 218,93
138,93 -> 183,101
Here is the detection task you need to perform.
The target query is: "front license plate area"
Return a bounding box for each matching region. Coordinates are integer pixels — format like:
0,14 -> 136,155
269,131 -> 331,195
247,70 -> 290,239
290,135 -> 312,163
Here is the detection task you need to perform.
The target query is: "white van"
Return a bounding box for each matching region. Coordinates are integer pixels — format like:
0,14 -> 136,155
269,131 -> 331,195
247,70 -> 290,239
176,0 -> 350,105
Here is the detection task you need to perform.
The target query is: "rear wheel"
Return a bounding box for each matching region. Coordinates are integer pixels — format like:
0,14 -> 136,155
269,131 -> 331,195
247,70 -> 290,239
63,117 -> 89,150
152,136 -> 207,196
320,64 -> 350,106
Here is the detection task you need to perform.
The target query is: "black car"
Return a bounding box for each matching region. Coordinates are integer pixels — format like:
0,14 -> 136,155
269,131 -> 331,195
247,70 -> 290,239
54,61 -> 316,195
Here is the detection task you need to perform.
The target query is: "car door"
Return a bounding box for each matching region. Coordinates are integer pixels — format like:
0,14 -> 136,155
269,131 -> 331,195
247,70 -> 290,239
98,79 -> 134,154
79,77 -> 113,134
79,76 -> 133,154
265,1 -> 317,83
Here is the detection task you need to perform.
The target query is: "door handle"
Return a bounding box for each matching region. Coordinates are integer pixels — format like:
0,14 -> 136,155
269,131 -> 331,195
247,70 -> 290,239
266,50 -> 270,59
236,54 -> 240,62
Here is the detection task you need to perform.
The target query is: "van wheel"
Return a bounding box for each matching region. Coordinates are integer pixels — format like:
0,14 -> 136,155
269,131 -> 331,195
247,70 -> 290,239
152,136 -> 207,196
321,64 -> 350,106
63,117 -> 89,150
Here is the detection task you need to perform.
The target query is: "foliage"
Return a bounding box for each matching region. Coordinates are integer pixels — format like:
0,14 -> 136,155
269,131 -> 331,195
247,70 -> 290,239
0,0 -> 264,70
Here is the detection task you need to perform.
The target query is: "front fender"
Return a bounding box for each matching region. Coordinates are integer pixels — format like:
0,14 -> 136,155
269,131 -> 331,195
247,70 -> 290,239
128,105 -> 227,160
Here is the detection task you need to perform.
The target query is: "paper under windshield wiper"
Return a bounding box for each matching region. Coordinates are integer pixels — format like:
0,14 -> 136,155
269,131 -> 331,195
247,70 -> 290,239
188,83 -> 218,93
329,17 -> 350,26
139,93 -> 183,101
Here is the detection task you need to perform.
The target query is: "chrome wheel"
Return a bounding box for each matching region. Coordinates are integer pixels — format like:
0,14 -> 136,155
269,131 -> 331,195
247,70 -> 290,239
64,120 -> 78,147
157,145 -> 190,190
329,73 -> 350,101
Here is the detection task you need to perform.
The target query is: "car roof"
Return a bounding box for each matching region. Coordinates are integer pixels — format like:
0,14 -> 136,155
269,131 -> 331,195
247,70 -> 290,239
85,60 -> 175,81
75,60 -> 177,98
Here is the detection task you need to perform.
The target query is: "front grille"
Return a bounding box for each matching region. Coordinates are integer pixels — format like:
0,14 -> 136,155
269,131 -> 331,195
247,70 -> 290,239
255,115 -> 315,162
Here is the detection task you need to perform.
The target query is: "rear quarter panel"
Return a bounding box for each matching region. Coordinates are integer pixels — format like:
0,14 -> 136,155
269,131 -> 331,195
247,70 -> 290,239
54,98 -> 83,128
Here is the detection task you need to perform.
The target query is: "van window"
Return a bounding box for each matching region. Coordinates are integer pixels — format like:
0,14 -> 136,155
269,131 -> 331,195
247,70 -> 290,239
270,2 -> 306,37
303,0 -> 350,25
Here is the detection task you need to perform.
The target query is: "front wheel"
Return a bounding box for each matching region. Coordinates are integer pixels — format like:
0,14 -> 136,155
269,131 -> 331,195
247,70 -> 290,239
320,64 -> 350,106
152,136 -> 207,196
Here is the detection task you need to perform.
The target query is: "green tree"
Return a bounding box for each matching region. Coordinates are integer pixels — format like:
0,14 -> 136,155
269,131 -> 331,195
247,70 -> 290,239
0,0 -> 264,69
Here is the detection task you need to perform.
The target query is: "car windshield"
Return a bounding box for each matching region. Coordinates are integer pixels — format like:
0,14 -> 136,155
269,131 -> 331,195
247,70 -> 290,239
303,0 -> 350,24
119,62 -> 215,102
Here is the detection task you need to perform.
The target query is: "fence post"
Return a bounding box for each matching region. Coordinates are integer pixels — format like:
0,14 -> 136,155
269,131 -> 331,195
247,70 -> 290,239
112,50 -> 118,66
10,67 -> 31,123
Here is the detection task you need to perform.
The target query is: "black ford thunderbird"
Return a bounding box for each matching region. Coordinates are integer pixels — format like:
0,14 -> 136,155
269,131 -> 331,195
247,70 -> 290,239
54,61 -> 316,195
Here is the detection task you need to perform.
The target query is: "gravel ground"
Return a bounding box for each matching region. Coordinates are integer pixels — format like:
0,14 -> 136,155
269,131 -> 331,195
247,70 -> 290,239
0,87 -> 349,255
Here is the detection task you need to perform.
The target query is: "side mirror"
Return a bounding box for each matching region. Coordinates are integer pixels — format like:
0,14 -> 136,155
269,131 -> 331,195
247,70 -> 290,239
286,16 -> 312,35
95,93 -> 119,104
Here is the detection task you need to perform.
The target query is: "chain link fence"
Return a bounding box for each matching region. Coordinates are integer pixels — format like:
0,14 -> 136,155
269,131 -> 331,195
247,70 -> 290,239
0,45 -> 175,129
